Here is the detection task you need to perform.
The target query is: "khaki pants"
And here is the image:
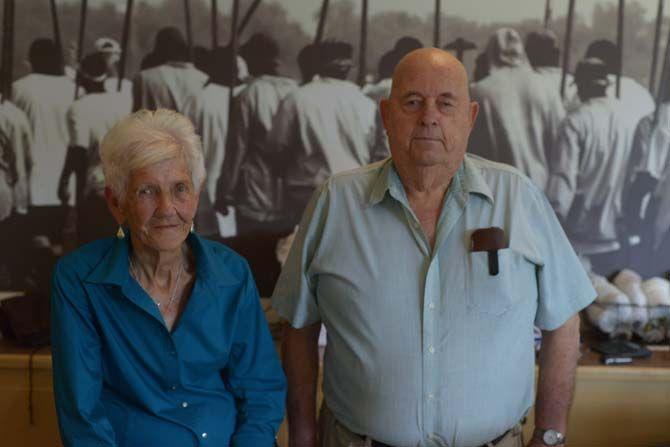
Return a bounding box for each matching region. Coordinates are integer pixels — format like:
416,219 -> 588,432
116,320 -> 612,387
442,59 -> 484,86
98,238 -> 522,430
319,403 -> 524,447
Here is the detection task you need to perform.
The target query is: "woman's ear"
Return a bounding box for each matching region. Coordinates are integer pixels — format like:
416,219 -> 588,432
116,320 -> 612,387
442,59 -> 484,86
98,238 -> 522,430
105,187 -> 126,225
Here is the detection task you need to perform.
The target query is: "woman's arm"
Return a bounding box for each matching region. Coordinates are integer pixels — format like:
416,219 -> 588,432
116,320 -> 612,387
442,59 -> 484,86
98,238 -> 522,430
225,270 -> 287,447
51,260 -> 117,447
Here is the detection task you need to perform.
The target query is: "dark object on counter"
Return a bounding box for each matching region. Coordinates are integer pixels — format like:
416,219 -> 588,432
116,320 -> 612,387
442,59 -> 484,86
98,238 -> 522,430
600,355 -> 633,365
0,292 -> 50,347
592,339 -> 652,359
471,227 -> 507,275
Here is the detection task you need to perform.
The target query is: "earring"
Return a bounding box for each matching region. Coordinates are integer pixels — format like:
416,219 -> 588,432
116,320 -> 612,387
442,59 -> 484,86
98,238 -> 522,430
116,226 -> 125,239
190,222 -> 195,233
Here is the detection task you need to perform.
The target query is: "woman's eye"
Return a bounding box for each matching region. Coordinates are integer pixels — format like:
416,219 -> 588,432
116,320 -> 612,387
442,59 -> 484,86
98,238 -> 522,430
138,187 -> 153,196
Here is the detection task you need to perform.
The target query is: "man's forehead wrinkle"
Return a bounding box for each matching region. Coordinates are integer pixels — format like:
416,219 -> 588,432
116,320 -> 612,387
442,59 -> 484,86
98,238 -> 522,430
390,49 -> 469,99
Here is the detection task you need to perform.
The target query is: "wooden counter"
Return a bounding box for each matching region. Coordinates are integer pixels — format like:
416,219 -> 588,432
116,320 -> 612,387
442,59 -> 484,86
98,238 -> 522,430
1,335 -> 668,447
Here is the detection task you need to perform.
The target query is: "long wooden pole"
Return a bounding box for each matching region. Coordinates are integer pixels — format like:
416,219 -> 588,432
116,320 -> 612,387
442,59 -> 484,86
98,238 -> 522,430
544,0 -> 552,30
184,0 -> 193,61
238,0 -> 262,36
654,18 -> 670,125
357,0 -> 368,86
1,0 -> 15,103
314,0 -> 329,45
117,0 -> 133,92
560,0 -> 575,99
226,0 -> 240,136
434,0 -> 441,47
616,0 -> 624,99
211,0 -> 218,49
649,0 -> 665,93
73,0 -> 88,100
49,0 -> 63,67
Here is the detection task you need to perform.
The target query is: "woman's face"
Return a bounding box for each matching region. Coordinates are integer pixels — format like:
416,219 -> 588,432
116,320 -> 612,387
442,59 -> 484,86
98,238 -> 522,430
111,157 -> 199,254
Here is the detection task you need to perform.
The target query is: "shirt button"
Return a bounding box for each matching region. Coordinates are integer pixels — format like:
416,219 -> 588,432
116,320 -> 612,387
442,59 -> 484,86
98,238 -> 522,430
427,393 -> 434,400
428,346 -> 435,354
169,350 -> 176,356
181,401 -> 189,408
428,302 -> 435,310
201,432 -> 208,439
169,385 -> 177,391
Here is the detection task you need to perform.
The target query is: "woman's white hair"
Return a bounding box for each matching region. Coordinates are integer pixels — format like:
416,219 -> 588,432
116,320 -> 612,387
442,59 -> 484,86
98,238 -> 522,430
100,109 -> 205,200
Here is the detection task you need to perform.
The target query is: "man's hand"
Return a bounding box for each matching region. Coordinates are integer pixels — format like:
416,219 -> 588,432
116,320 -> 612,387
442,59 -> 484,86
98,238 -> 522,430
57,179 -> 70,204
526,440 -> 550,447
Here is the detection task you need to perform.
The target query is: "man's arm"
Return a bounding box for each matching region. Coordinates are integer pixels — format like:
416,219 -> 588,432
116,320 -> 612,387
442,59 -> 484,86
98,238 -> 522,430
58,145 -> 87,204
215,95 -> 248,213
530,314 -> 581,446
282,321 -> 321,447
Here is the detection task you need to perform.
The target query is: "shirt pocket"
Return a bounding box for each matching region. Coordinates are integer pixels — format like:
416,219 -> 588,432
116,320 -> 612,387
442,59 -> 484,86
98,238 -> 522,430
467,248 -> 536,316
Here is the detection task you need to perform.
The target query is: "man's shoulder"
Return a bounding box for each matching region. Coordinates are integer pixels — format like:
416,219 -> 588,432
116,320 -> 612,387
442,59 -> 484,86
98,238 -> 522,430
243,75 -> 296,98
465,154 -> 541,195
0,101 -> 30,128
328,159 -> 388,186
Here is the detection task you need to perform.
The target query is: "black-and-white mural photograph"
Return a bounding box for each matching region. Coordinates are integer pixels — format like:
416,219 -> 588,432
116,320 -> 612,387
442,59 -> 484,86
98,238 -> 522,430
0,1 -> 669,446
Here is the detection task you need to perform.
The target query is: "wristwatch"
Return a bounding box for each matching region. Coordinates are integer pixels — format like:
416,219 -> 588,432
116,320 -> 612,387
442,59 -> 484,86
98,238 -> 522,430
533,428 -> 566,446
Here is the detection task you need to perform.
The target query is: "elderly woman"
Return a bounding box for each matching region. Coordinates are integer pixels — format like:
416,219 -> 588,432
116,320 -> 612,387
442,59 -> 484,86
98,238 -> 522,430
50,109 -> 286,446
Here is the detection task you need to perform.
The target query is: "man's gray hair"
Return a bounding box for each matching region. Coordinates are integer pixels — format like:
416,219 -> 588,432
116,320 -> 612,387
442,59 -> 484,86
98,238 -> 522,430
100,109 -> 205,201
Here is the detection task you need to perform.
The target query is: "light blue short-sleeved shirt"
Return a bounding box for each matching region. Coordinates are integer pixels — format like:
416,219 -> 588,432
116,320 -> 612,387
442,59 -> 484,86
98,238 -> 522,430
272,154 -> 595,447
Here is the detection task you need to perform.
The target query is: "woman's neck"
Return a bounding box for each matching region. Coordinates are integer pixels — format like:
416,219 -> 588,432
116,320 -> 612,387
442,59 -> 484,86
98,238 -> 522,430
130,237 -> 187,284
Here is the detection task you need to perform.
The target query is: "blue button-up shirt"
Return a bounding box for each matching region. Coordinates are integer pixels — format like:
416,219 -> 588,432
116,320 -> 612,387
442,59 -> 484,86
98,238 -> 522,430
272,155 -> 595,447
51,233 -> 286,447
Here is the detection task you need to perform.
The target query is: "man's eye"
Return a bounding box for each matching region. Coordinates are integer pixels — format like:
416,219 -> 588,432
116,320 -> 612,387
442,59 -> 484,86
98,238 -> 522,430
404,99 -> 421,109
138,187 -> 154,196
175,183 -> 188,193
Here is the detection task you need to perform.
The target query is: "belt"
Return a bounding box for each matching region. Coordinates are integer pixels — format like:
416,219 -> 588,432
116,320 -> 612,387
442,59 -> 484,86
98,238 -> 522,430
368,428 -> 511,447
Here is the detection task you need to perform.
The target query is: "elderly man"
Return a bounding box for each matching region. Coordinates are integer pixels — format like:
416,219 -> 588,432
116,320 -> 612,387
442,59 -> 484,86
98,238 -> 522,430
273,48 -> 595,447
469,28 -> 565,191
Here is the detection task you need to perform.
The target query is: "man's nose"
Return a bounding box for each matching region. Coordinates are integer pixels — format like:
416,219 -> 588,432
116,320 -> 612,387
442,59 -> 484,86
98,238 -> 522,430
420,102 -> 439,127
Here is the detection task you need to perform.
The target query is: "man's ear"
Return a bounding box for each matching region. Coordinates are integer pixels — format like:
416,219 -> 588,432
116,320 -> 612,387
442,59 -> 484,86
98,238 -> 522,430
105,187 -> 126,226
468,101 -> 480,130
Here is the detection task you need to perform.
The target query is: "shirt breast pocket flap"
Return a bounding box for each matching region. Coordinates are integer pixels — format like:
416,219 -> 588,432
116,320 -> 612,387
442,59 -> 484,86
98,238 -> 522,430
467,248 -> 536,316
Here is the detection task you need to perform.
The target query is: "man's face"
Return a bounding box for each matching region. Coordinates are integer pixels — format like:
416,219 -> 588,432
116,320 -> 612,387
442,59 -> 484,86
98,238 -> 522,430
381,51 -> 478,173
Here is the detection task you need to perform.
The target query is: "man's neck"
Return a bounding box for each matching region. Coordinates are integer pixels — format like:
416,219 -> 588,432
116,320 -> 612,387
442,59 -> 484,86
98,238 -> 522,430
395,162 -> 458,249
395,162 -> 456,202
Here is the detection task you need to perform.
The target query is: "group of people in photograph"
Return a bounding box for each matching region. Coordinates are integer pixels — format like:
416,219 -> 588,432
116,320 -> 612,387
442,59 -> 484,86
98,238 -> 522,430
0,13 -> 667,445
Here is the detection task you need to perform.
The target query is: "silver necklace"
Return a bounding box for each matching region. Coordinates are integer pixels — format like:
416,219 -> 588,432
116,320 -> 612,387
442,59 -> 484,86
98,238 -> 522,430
129,255 -> 184,310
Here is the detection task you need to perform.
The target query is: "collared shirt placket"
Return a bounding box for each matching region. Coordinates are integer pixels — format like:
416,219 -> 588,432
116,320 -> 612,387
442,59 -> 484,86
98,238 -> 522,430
423,176 -> 466,445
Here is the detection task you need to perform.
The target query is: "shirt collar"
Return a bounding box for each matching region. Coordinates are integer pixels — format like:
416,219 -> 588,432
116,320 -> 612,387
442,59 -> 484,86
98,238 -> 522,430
85,232 -> 241,288
367,155 -> 494,207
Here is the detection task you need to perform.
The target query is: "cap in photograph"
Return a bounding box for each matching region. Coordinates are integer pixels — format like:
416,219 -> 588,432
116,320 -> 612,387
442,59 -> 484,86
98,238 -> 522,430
94,37 -> 121,54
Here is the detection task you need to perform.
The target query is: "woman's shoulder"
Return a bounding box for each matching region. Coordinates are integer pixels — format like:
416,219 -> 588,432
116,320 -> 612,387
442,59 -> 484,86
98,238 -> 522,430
55,237 -> 117,279
194,236 -> 251,281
